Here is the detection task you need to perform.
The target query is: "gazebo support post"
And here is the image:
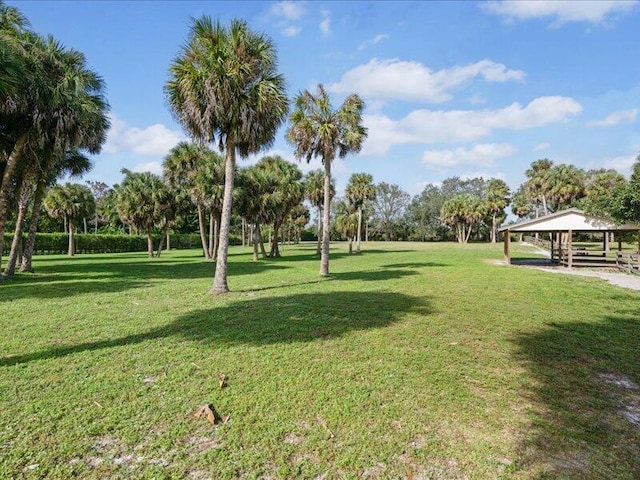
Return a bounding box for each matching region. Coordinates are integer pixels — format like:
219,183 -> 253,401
550,232 -> 554,262
504,229 -> 511,264
618,232 -> 623,252
567,229 -> 573,268
603,231 -> 608,256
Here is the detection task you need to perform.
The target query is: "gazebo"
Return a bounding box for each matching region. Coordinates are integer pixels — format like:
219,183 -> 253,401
499,208 -> 640,268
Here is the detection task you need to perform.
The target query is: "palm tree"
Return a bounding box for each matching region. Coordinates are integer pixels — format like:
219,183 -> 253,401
525,159 -> 553,216
44,183 -> 95,256
115,170 -> 170,257
345,172 -> 376,253
546,164 -> 586,210
304,169 -> 335,255
485,178 -> 510,243
334,199 -> 358,254
287,84 -> 367,275
0,28 -> 108,277
440,194 -> 486,244
255,156 -> 304,257
166,17 -> 288,294
163,142 -> 225,259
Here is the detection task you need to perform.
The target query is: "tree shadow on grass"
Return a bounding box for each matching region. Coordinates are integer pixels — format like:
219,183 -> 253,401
512,307 -> 640,478
0,261 -> 291,302
0,291 -> 431,367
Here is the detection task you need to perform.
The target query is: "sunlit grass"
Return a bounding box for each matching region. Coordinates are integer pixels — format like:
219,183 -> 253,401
1,242 -> 639,479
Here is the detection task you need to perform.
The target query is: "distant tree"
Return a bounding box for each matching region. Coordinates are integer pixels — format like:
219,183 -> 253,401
304,169 -> 335,255
166,17 -> 288,294
525,159 -> 553,216
579,169 -> 626,217
284,204 -> 310,245
609,155 -> 640,223
115,170 -> 171,257
440,194 -> 486,244
287,84 -> 367,276
546,164 -> 586,210
334,199 -> 358,254
345,172 -> 376,253
372,182 -> 410,241
43,183 -> 95,256
406,184 -> 447,241
86,180 -> 110,233
485,179 -> 510,243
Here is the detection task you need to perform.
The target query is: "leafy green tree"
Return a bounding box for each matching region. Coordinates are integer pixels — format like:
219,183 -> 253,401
304,169 -> 335,255
284,203 -> 310,245
43,183 -> 95,256
579,169 -> 626,217
287,84 -> 367,276
609,155 -> 640,223
345,172 -> 376,253
166,17 -> 288,294
406,184 -> 447,241
115,170 -> 171,257
486,179 -> 510,243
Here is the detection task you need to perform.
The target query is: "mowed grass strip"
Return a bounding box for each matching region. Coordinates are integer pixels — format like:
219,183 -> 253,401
1,242 -> 639,479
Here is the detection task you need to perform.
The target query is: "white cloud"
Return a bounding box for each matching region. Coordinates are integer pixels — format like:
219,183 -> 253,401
329,58 -> 525,103
320,9 -> 331,36
421,143 -> 517,168
271,1 -> 306,21
282,25 -> 301,36
132,161 -> 163,176
482,0 -> 637,25
602,153 -> 638,176
533,142 -> 550,151
104,114 -> 184,157
587,108 -> 638,127
361,96 -> 582,156
358,33 -> 390,51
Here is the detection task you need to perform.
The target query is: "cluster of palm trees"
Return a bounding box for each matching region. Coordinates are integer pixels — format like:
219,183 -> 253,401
165,17 -> 367,293
0,3 -> 110,280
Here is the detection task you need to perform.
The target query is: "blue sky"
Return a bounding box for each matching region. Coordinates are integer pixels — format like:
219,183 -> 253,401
14,0 -> 640,197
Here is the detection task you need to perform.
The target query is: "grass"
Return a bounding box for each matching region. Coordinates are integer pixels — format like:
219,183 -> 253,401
1,242 -> 639,479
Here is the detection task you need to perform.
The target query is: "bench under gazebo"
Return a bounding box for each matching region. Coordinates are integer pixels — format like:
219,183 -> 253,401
499,208 -> 640,270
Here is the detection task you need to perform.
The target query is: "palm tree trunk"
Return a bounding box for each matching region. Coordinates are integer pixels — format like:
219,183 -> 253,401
211,144 -> 235,294
542,195 -> 548,216
94,213 -> 98,234
491,214 -> 497,243
356,207 -> 363,253
20,174 -> 47,273
212,214 -> 219,261
0,134 -> 28,279
257,223 -> 267,259
320,159 -> 332,276
68,219 -> 75,256
242,218 -> 246,247
196,204 -> 210,259
316,206 -> 322,255
155,227 -> 166,257
146,230 -> 154,257
166,231 -> 170,251
270,222 -> 280,257
83,217 -> 88,234
208,211 -> 214,259
4,197 -> 28,277
252,224 -> 259,261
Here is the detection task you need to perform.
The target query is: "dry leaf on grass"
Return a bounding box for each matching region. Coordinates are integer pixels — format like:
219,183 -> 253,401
190,404 -> 230,425
219,373 -> 228,389
315,414 -> 335,439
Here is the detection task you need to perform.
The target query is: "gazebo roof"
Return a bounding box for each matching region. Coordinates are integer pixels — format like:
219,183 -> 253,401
499,208 -> 640,233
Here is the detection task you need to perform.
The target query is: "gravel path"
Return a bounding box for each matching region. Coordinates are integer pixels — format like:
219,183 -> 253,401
500,242 -> 640,292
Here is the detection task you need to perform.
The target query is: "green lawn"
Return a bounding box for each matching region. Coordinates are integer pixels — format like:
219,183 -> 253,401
1,242 -> 639,479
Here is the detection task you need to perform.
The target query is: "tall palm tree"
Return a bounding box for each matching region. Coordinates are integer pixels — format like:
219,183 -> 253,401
546,164 -> 586,210
166,17 -> 288,294
304,169 -> 335,255
43,183 -> 95,256
287,85 -> 367,275
485,178 -> 510,243
334,199 -> 358,254
345,172 -> 376,253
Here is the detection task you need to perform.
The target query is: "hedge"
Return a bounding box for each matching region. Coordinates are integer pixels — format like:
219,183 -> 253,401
2,233 -> 241,255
